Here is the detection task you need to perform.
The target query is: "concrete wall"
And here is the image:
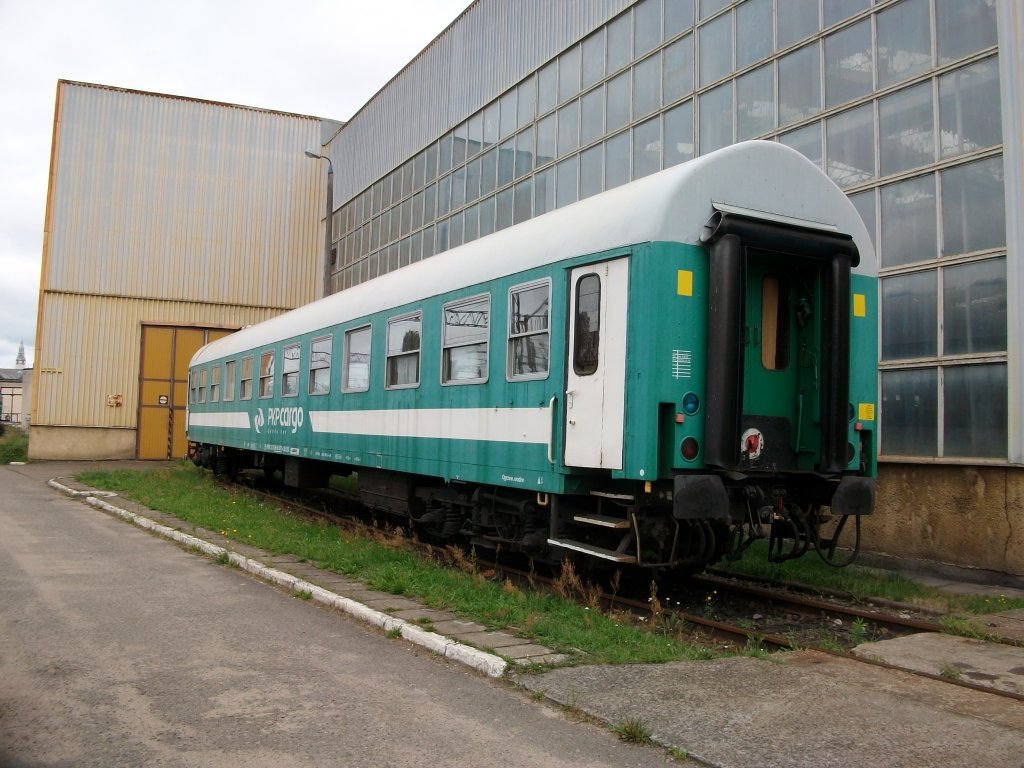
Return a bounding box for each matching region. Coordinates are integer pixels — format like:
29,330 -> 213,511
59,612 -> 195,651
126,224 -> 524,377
867,464 -> 1024,577
28,426 -> 136,460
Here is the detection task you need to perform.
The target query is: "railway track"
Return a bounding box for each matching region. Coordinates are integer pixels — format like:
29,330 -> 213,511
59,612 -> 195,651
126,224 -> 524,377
215,473 -> 1024,703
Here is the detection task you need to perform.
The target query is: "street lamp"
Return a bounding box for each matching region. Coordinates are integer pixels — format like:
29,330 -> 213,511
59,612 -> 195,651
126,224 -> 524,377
305,150 -> 334,298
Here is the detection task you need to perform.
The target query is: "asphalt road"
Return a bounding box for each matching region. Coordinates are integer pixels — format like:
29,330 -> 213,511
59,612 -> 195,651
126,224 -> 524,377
0,464 -> 675,767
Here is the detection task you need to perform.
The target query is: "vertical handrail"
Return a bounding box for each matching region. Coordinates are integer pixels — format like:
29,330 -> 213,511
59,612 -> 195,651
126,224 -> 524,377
547,395 -> 557,464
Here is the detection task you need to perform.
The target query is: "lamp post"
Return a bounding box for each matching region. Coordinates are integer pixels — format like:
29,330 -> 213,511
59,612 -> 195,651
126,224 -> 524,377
305,150 -> 334,298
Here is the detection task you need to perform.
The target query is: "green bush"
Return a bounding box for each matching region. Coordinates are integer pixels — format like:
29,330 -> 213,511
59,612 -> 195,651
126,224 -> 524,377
0,428 -> 29,463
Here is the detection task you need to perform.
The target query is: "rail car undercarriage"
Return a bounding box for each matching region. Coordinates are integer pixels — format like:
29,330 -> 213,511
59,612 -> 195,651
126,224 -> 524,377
191,444 -> 873,575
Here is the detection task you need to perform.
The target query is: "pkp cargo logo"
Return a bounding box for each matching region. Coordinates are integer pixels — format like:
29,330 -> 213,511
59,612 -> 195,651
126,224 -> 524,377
254,406 -> 304,435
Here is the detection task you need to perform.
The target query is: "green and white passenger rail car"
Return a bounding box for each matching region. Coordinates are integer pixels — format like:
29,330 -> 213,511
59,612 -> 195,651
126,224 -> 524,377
188,140 -> 878,575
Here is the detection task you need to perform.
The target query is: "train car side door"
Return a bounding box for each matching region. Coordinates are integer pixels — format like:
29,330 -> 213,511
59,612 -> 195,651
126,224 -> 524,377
564,258 -> 628,469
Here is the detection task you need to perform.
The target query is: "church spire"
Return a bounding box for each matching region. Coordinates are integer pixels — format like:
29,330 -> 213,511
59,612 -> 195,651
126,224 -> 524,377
15,341 -> 25,368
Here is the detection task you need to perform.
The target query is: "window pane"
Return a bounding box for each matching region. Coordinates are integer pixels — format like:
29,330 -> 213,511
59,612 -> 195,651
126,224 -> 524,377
449,211 -> 464,249
881,368 -> 937,456
699,0 -> 729,19
935,0 -> 998,65
777,0 -> 818,49
450,166 -> 466,210
737,0 -> 772,69
483,102 -> 499,150
826,103 -> 875,188
939,58 -> 1002,158
509,282 -> 550,379
943,258 -> 1006,355
480,148 -> 497,196
386,315 -> 421,387
557,100 -> 579,158
260,351 -> 274,398
607,71 -> 631,134
581,86 -> 606,146
443,295 -> 489,384
944,363 -> 1006,458
536,113 -> 556,165
849,189 -> 877,253
606,131 -> 630,190
880,175 -> 936,268
534,166 -> 555,217
607,12 -> 632,74
574,274 -> 602,375
633,116 -> 661,179
309,336 -> 331,395
779,122 -> 822,168
824,0 -> 869,27
824,19 -> 872,109
513,179 -> 532,224
495,187 -> 514,231
634,54 -> 661,119
499,89 -> 517,139
778,42 -> 821,126
737,64 -> 774,141
463,203 -> 479,243
699,81 -> 732,155
582,29 -> 605,89
538,60 -> 557,114
664,100 -> 694,167
518,75 -> 537,127
663,35 -> 694,104
881,271 -> 937,359
877,0 -> 931,89
941,157 -> 1006,258
635,0 -> 661,55
282,344 -> 300,397
498,139 -> 515,188
465,157 -> 480,204
479,197 -> 495,237
515,129 -> 534,178
879,82 -> 934,176
580,144 -> 603,200
699,11 -> 732,87
556,156 -> 578,209
665,0 -> 694,38
559,45 -> 581,104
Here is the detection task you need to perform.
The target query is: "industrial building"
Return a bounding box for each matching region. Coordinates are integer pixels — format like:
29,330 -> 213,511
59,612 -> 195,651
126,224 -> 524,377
31,0 -> 1021,574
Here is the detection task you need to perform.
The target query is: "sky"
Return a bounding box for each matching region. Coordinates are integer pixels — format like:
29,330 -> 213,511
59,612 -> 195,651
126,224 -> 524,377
0,0 -> 470,370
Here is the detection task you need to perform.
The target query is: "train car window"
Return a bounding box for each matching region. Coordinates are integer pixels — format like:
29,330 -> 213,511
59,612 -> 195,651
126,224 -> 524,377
761,276 -> 791,370
259,351 -> 275,398
309,335 -> 332,395
508,280 -> 551,380
344,326 -> 371,392
574,274 -> 601,375
224,360 -> 236,401
210,364 -> 220,402
240,356 -> 254,400
281,344 -> 300,397
198,368 -> 207,403
188,371 -> 196,404
386,313 -> 422,389
443,295 -> 489,384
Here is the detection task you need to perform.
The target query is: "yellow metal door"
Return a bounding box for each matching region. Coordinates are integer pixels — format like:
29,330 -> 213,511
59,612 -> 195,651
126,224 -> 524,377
138,326 -> 233,459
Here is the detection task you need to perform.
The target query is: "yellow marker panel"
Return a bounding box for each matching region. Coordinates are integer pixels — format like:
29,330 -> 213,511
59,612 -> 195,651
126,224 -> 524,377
677,270 -> 693,296
853,293 -> 866,317
858,403 -> 875,421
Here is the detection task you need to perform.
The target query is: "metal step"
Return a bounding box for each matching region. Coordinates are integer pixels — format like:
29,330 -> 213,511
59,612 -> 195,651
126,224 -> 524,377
589,490 -> 635,501
547,538 -> 637,563
572,513 -> 631,529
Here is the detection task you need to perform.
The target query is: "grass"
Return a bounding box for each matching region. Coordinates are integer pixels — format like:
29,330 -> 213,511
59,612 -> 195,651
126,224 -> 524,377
76,463 -> 712,666
613,718 -> 652,744
0,428 -> 28,463
720,539 -> 1024,616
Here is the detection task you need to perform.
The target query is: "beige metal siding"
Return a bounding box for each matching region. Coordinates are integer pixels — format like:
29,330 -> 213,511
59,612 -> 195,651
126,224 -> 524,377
333,0 -> 631,203
47,82 -> 325,309
33,293 -> 280,427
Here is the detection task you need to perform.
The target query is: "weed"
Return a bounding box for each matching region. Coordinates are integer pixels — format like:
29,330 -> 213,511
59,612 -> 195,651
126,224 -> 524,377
816,636 -> 844,652
387,627 -> 402,639
415,617 -> 435,632
294,589 -> 312,600
738,637 -> 770,659
215,550 -> 230,566
530,689 -> 546,701
0,429 -> 28,463
940,615 -> 1002,642
667,745 -> 689,761
849,616 -> 870,646
613,718 -> 652,744
939,663 -> 963,680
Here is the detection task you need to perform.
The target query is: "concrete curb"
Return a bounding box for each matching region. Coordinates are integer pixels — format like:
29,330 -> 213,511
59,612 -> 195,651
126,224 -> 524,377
50,480 -> 508,678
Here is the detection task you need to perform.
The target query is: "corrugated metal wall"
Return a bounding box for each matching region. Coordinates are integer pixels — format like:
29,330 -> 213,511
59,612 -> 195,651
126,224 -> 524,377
34,82 -> 328,433
332,0 -> 631,203
47,82 -> 325,308
33,293 -> 279,427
